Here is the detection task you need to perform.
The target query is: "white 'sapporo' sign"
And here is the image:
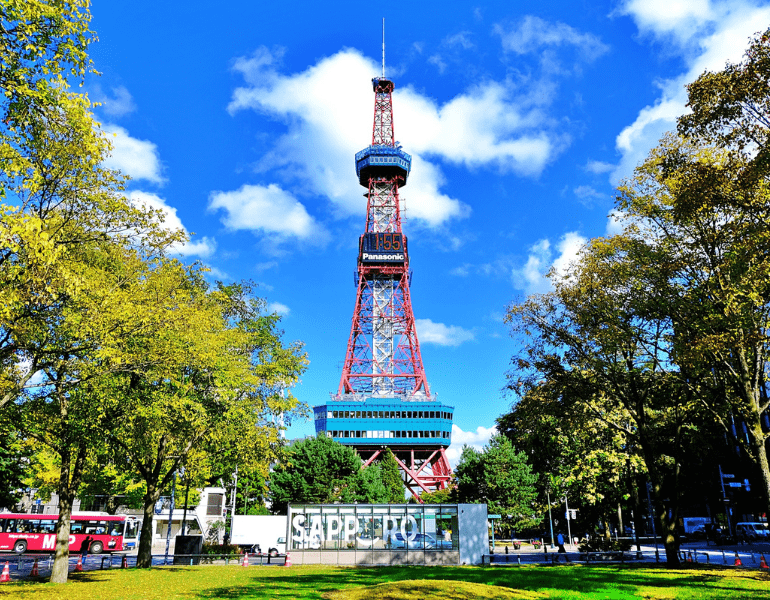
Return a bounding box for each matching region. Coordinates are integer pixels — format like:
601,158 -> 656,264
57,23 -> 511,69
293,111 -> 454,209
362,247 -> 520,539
291,513 -> 418,549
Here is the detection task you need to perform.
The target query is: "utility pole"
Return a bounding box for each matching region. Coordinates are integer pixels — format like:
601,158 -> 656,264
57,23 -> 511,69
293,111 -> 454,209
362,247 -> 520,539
645,481 -> 659,563
229,465 -> 238,545
164,470 -> 177,565
718,464 -> 732,535
180,467 -> 189,536
565,495 -> 573,548
546,489 -> 555,548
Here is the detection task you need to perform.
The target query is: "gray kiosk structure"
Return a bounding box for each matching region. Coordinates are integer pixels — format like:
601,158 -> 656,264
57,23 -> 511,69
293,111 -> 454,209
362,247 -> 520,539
286,503 -> 488,565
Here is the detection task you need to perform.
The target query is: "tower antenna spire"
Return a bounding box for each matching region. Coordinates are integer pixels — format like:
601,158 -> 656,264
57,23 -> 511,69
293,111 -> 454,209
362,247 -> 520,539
382,18 -> 385,78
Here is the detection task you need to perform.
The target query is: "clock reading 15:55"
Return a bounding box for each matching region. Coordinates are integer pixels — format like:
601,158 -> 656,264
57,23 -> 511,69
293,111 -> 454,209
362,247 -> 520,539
363,232 -> 404,252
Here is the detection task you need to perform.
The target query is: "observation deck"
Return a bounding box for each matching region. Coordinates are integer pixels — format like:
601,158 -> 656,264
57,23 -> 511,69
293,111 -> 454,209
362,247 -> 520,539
313,395 -> 453,448
355,145 -> 412,187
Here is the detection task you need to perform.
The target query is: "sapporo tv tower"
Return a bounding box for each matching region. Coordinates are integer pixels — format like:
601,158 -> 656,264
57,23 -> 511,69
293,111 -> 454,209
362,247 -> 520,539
314,27 -> 453,502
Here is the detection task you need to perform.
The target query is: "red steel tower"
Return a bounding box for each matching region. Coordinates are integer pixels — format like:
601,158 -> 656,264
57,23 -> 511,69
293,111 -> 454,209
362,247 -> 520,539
314,73 -> 453,501
339,77 -> 429,397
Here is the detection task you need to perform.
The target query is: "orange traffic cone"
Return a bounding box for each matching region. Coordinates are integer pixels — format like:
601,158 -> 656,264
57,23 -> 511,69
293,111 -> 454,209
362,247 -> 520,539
121,555 -> 128,569
284,552 -> 292,568
242,553 -> 249,567
75,555 -> 83,572
0,562 -> 9,583
30,558 -> 39,577
734,551 -> 742,567
760,554 -> 768,569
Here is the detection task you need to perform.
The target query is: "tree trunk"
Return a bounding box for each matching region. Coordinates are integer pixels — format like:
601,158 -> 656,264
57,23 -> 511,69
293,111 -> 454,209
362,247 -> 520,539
748,416 -> 770,519
50,435 -> 87,583
631,476 -> 642,553
136,483 -> 160,568
50,492 -> 73,584
660,506 -> 680,566
639,436 -> 680,567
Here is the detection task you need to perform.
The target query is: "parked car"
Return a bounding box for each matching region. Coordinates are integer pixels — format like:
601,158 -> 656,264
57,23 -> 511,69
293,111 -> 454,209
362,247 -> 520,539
735,522 -> 770,541
391,533 -> 448,549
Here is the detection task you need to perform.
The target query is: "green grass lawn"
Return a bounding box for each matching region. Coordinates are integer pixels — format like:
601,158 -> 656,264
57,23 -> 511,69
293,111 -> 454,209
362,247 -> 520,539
0,564 -> 768,600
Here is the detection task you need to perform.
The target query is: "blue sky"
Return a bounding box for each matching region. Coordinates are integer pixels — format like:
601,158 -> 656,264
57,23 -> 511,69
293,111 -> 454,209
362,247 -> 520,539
87,0 -> 770,465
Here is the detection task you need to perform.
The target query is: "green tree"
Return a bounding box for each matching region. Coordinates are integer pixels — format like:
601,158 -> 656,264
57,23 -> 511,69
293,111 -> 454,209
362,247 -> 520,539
0,426 -> 26,509
374,448 -> 404,503
671,29 -> 770,515
505,228 -> 709,565
412,486 -> 456,504
104,282 -> 307,568
497,381 -> 644,539
269,435 -> 394,513
454,435 -> 539,532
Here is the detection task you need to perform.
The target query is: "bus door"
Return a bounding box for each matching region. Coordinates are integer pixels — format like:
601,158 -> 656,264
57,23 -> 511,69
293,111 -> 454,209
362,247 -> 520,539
122,518 -> 139,549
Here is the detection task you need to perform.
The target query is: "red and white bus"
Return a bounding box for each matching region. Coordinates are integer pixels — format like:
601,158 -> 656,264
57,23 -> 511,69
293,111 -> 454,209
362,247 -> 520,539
0,512 -> 139,554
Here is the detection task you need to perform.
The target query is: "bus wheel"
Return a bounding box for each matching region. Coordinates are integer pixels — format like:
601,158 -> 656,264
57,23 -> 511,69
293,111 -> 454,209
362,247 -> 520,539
269,548 -> 278,557
90,541 -> 104,554
14,540 -> 27,554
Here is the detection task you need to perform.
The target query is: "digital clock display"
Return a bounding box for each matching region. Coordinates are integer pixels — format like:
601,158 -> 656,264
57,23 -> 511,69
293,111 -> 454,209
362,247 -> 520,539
360,232 -> 407,263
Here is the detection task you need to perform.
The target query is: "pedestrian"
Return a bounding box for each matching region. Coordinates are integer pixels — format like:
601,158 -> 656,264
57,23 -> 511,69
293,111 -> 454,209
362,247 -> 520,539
81,535 -> 92,560
556,532 -> 570,563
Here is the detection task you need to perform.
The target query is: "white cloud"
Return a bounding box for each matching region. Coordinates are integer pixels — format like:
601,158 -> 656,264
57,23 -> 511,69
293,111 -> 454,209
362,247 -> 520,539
91,85 -> 136,117
495,16 -> 609,62
204,265 -> 230,281
511,232 -> 587,294
444,31 -> 474,50
398,81 -> 560,177
228,47 -> 569,227
103,124 -> 164,184
428,54 -> 448,74
450,264 -> 471,277
254,261 -> 279,273
613,1 -> 770,183
445,424 -> 497,467
127,191 -> 216,258
584,160 -> 615,174
618,0 -> 716,45
268,302 -> 290,316
415,319 -> 475,347
208,183 -> 322,241
573,185 -> 607,206
605,209 -> 635,236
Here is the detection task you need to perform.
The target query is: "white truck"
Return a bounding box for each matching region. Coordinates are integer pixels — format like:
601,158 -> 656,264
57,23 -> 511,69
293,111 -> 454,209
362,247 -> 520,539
231,515 -> 288,556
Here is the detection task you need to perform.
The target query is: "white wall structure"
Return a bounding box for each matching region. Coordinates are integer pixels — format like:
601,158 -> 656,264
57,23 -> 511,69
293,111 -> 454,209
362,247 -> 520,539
457,503 -> 488,565
150,487 -> 227,549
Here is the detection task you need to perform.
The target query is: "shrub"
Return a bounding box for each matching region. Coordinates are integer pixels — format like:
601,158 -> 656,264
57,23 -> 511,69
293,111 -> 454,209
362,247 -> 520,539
201,543 -> 240,555
578,537 -> 632,553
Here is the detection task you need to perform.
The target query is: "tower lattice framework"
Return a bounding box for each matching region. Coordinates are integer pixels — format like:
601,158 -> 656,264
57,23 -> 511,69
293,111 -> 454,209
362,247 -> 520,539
332,76 -> 452,500
339,77 -> 429,399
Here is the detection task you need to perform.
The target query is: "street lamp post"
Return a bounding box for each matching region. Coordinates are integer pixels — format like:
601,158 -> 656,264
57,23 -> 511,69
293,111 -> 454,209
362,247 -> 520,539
546,489 -> 555,548
164,470 -> 177,565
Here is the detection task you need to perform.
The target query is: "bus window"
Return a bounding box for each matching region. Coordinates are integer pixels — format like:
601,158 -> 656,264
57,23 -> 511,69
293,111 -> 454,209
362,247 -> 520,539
110,523 -> 124,536
70,522 -> 84,534
40,521 -> 55,534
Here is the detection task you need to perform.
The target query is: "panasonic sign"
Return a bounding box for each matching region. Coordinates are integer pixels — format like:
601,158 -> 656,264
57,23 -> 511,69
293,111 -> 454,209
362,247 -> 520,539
361,252 -> 405,262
